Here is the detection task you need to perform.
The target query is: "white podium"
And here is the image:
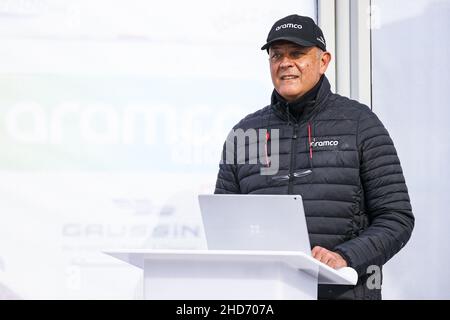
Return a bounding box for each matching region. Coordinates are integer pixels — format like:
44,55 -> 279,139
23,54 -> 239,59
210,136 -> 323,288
105,249 -> 357,300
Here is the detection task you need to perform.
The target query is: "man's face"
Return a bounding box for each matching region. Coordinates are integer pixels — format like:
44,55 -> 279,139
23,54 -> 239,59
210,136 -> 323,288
269,41 -> 330,102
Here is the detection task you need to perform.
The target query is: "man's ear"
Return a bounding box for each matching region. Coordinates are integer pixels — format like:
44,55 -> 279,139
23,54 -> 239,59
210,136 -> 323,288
320,51 -> 332,74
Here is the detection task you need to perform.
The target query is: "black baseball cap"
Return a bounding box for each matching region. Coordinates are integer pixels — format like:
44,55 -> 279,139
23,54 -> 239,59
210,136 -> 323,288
261,14 -> 326,51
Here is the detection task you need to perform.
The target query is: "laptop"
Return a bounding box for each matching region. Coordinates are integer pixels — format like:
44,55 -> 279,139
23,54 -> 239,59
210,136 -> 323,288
198,194 -> 311,254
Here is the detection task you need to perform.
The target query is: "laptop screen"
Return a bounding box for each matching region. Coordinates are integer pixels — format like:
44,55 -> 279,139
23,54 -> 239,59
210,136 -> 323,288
198,194 -> 311,254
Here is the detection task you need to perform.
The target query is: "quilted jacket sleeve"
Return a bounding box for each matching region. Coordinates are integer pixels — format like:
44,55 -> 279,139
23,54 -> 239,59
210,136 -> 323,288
334,111 -> 415,276
214,141 -> 241,194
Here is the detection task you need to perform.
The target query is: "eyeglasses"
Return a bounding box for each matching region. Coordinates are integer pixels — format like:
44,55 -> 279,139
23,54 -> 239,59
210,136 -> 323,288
271,169 -> 312,181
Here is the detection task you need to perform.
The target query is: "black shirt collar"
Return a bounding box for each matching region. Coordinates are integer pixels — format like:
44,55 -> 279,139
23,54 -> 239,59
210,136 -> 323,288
271,75 -> 324,121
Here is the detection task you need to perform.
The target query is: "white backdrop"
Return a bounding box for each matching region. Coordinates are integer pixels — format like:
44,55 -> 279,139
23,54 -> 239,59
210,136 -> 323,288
0,0 -> 316,299
371,0 -> 450,299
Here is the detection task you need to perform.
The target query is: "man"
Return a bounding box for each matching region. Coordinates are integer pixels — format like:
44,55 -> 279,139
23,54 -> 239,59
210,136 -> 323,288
214,14 -> 414,300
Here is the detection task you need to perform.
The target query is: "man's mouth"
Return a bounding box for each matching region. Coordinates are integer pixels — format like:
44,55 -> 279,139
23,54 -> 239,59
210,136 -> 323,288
280,75 -> 299,80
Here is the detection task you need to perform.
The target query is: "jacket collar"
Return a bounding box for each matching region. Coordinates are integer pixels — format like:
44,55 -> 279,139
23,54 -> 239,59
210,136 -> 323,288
271,75 -> 331,123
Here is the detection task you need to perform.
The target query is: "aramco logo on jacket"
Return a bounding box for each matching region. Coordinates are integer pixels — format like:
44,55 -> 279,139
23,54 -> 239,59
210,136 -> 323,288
310,139 -> 339,148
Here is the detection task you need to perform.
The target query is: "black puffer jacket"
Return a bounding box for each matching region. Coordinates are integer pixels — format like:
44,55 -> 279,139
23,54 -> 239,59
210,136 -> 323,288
214,76 -> 414,300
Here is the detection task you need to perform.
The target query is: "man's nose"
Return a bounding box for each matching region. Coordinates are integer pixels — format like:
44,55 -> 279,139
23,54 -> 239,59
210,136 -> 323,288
279,55 -> 294,68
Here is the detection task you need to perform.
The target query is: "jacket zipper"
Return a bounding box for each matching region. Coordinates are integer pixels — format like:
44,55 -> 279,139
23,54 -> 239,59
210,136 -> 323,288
288,124 -> 298,194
